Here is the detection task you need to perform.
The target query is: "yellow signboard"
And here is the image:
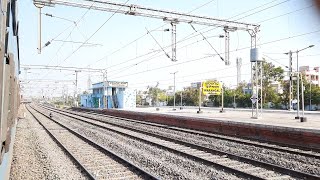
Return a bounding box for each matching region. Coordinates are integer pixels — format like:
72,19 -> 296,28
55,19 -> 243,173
202,81 -> 222,95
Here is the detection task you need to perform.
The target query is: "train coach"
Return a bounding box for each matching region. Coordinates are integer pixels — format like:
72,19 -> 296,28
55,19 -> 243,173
0,0 -> 20,178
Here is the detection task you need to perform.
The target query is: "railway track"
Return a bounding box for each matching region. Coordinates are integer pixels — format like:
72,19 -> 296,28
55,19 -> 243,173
72,107 -> 320,159
44,105 -> 320,162
39,104 -> 320,179
26,105 -> 158,180
74,108 -> 320,158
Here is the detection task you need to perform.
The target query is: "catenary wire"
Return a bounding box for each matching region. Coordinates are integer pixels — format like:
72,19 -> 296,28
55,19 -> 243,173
109,28 -> 320,80
98,0 -> 296,75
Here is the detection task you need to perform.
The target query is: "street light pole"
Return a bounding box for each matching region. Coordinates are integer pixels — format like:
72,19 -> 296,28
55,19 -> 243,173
296,51 -> 300,119
285,45 -> 314,120
170,71 -> 178,110
301,74 -> 305,119
310,82 -> 312,111
74,70 -> 81,107
220,82 -> 225,113
197,83 -> 202,113
180,91 -> 183,109
288,51 -> 293,111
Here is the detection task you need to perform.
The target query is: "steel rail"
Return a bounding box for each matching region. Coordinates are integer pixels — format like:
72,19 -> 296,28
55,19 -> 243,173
73,107 -> 320,159
40,105 -> 320,180
26,106 -> 96,180
38,105 -> 264,179
29,105 -> 159,180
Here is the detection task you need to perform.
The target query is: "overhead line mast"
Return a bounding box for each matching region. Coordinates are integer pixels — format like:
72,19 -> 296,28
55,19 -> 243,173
33,0 -> 259,62
33,0 -> 261,118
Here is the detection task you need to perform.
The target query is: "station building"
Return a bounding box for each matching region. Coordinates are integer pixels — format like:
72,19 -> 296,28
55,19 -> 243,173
80,81 -> 136,109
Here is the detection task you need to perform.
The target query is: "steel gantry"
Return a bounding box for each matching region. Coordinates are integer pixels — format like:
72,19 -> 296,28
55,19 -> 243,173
33,0 -> 262,118
33,0 -> 260,61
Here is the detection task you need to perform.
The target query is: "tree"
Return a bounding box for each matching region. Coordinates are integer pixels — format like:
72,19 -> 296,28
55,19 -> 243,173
167,87 -> 200,106
232,82 -> 252,108
148,87 -> 161,106
261,61 -> 285,107
302,76 -> 320,110
145,87 -> 167,106
136,94 -> 143,106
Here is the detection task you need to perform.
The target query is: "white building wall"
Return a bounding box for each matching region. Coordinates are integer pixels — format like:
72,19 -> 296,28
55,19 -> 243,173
300,66 -> 320,87
122,89 -> 136,109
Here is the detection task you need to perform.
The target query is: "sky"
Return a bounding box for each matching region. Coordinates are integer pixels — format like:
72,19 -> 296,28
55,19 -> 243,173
19,0 -> 320,97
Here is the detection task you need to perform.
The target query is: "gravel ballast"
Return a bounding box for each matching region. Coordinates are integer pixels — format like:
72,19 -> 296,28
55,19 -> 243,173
38,106 -> 242,179
10,108 -> 88,180
68,108 -> 320,176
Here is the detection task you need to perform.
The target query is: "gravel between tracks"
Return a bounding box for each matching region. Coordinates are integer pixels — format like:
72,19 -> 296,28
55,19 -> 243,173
70,109 -> 320,176
39,106 -> 242,180
10,108 -> 87,180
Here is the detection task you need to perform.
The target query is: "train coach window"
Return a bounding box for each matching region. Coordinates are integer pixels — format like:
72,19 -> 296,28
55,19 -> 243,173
4,30 -> 8,55
11,0 -> 18,36
6,2 -> 10,27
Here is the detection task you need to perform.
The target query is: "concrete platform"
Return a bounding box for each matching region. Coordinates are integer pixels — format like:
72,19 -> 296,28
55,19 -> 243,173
128,107 -> 320,131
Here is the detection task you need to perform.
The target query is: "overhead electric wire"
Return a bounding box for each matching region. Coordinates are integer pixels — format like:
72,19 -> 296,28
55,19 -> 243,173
109,28 -> 320,80
21,64 -> 103,71
55,0 -> 131,68
43,13 -> 76,24
130,62 -> 251,86
108,24 -> 319,78
96,0 -> 293,74
263,54 -> 289,68
146,28 -> 171,60
35,0 -> 297,93
257,4 -> 314,24
52,40 -> 102,46
37,1 -> 130,87
39,2 -> 97,81
130,73 -> 252,89
77,0 -> 220,79
190,24 -> 224,62
107,33 -> 225,76
84,0 -> 217,68
234,0 -> 291,21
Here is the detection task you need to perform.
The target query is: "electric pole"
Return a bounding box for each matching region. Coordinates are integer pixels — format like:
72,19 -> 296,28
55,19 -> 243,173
220,82 -> 225,113
74,70 -> 81,107
180,91 -> 183,109
170,71 -> 178,110
236,58 -> 242,86
285,45 -> 314,120
288,51 -> 293,111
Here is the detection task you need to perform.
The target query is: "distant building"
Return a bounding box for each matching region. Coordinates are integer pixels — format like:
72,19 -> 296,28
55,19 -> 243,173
242,83 -> 252,95
80,81 -> 136,109
300,66 -> 320,86
270,81 -> 283,94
